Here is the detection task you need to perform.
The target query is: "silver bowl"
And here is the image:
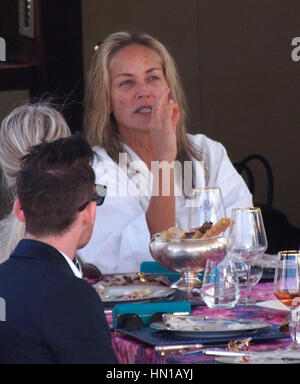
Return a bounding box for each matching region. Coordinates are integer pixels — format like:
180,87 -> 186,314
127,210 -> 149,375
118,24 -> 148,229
149,235 -> 227,291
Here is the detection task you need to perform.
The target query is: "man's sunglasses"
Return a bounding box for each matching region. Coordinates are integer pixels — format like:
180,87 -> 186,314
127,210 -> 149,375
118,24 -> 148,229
116,312 -> 164,329
78,184 -> 107,212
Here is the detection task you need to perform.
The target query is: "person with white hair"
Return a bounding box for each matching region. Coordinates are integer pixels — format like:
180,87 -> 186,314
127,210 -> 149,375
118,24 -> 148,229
0,103 -> 71,262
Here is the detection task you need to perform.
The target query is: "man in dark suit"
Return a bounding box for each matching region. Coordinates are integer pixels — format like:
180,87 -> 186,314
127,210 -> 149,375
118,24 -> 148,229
0,133 -> 118,364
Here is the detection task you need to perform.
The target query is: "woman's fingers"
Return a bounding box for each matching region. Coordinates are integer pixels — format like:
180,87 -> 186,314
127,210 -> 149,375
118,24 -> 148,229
152,87 -> 170,118
151,88 -> 179,131
149,87 -> 179,162
170,100 -> 180,133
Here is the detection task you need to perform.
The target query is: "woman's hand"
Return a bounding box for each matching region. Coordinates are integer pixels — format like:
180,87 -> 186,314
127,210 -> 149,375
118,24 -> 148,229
149,87 -> 180,163
146,87 -> 179,235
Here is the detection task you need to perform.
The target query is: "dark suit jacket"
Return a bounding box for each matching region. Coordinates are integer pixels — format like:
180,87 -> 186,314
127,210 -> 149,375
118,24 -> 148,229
0,239 -> 118,364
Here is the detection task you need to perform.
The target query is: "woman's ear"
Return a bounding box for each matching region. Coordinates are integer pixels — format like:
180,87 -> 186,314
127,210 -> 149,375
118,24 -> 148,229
13,199 -> 26,222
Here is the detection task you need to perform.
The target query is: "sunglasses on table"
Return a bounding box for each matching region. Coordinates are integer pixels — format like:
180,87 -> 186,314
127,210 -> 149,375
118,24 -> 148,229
116,312 -> 165,329
78,184 -> 107,212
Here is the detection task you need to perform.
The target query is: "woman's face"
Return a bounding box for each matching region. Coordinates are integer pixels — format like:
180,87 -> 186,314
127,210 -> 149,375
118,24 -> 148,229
109,44 -> 169,137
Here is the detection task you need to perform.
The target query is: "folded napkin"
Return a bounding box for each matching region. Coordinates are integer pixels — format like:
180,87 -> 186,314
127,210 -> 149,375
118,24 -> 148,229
256,300 -> 290,312
112,301 -> 191,328
140,261 -> 203,282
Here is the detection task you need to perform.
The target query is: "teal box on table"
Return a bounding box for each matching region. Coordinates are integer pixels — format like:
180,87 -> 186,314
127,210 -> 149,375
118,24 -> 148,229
112,301 -> 191,328
140,261 -> 203,282
140,261 -> 180,281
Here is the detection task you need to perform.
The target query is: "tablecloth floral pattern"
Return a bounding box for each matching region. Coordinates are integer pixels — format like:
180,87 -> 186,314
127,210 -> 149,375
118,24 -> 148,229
107,282 -> 292,364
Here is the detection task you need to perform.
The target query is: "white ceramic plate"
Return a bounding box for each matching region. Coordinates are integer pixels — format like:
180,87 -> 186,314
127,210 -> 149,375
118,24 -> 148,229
216,355 -> 300,364
97,284 -> 175,304
256,254 -> 278,269
150,317 -> 270,338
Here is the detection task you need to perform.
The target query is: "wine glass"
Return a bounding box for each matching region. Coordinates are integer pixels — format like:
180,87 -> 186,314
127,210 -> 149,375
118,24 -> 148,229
274,251 -> 300,350
188,187 -> 226,231
185,187 -> 226,289
227,207 -> 268,305
231,254 -> 263,288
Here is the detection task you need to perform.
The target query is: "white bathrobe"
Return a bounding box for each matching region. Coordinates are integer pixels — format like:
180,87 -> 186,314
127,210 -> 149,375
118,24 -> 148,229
77,134 -> 253,273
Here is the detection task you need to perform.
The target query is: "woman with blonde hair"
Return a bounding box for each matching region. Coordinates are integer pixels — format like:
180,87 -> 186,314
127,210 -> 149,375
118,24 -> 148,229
78,31 -> 252,273
0,103 -> 71,262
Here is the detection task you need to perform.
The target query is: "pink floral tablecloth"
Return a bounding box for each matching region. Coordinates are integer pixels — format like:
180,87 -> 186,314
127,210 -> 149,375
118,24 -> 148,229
106,282 -> 291,364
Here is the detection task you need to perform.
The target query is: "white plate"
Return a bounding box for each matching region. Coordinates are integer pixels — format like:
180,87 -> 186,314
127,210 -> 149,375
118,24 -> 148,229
256,254 -> 278,269
97,284 -> 175,304
216,355 -> 300,364
150,317 -> 270,338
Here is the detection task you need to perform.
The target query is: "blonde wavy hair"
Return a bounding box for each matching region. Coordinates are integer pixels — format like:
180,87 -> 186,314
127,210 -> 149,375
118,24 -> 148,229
0,103 -> 71,262
84,31 -> 202,166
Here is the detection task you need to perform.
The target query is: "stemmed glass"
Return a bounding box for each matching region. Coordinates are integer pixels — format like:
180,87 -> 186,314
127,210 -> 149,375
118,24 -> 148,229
188,187 -> 226,231
274,251 -> 300,350
184,187 -> 227,291
232,255 -> 263,289
227,207 -> 268,305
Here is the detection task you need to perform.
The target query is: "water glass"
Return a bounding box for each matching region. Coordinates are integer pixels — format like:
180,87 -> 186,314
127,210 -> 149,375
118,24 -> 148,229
201,257 -> 240,309
289,306 -> 300,348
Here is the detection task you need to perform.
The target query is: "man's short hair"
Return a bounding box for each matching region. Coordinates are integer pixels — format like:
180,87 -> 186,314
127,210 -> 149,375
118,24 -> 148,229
17,133 -> 96,236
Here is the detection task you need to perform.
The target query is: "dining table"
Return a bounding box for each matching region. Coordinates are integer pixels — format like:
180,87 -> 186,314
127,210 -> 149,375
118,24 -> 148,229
103,280 -> 293,365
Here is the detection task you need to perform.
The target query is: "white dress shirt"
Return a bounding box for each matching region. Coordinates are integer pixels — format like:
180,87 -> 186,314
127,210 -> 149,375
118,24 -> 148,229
77,133 -> 253,274
59,250 -> 82,278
